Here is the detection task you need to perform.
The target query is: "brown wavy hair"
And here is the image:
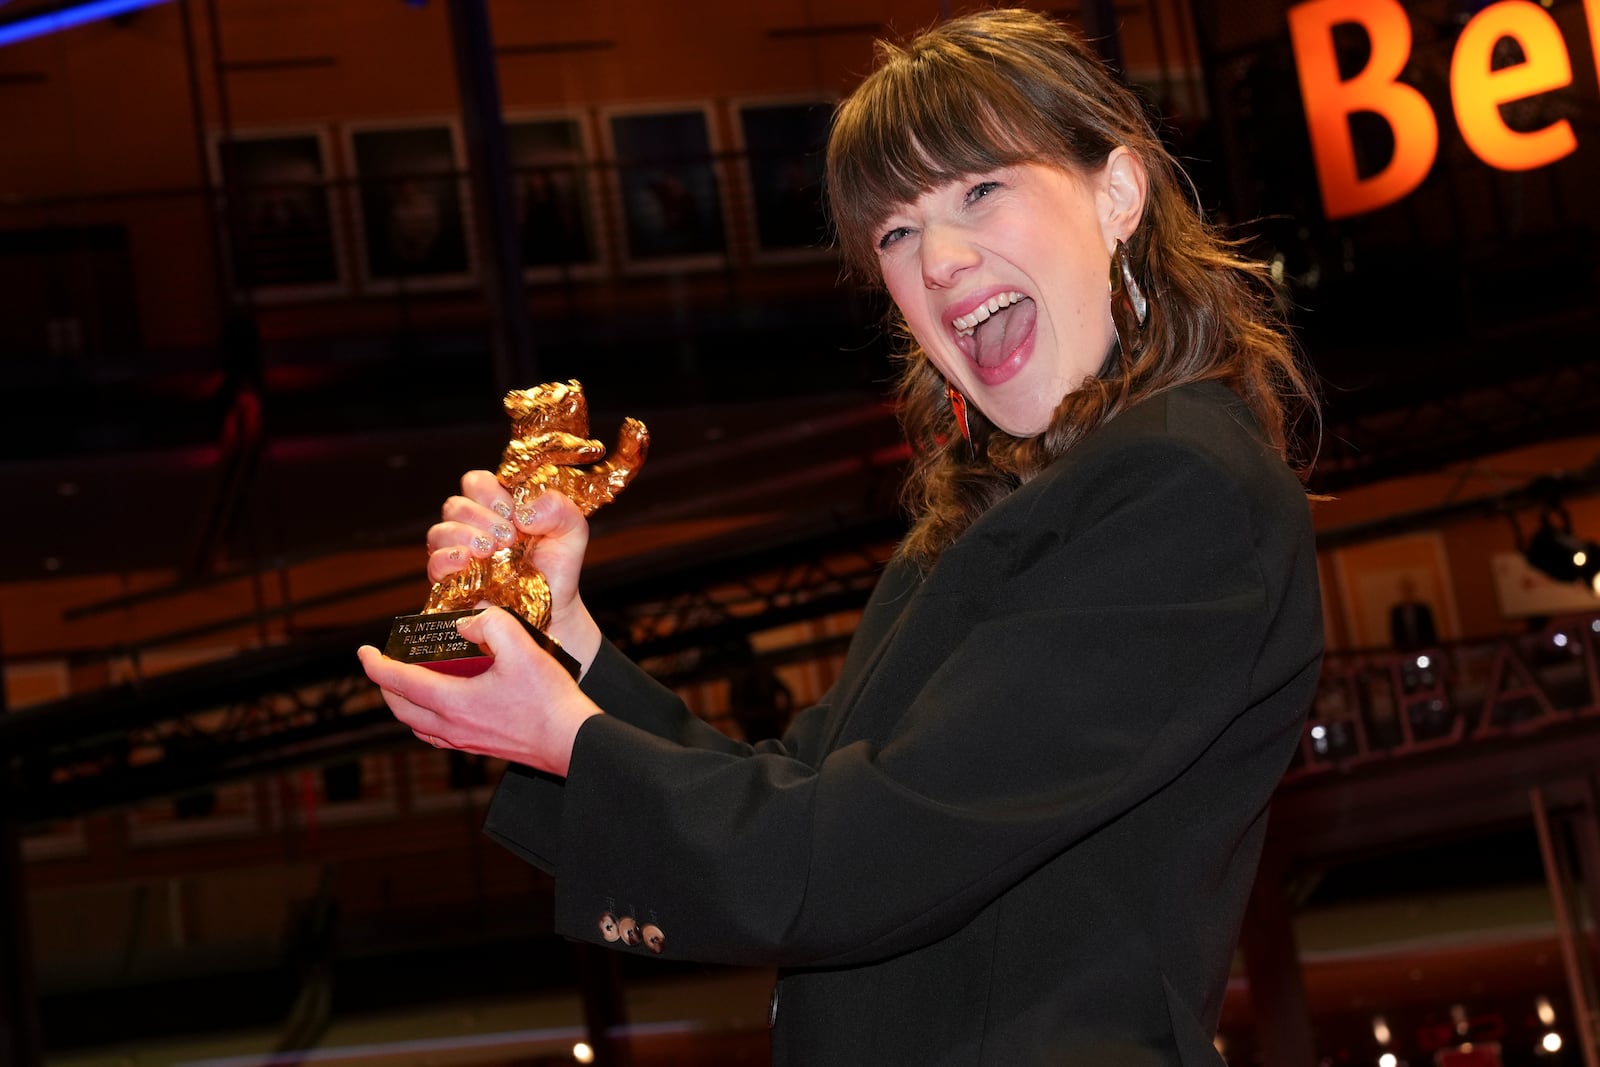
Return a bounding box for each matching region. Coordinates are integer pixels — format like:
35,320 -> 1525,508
827,9 -> 1318,569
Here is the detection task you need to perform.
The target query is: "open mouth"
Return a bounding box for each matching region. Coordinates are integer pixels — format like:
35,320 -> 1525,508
952,291 -> 1036,370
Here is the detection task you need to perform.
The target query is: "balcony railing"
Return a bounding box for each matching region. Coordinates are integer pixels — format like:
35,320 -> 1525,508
1290,612 -> 1600,781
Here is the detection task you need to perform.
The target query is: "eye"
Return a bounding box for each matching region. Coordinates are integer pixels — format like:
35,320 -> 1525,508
965,180 -> 1001,204
877,225 -> 912,251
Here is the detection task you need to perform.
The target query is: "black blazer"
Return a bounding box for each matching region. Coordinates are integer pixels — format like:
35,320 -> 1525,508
485,381 -> 1323,1065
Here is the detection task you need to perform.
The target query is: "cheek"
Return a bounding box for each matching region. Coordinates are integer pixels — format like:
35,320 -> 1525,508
882,264 -> 918,317
884,280 -> 940,352
1057,260 -> 1112,332
919,349 -> 963,390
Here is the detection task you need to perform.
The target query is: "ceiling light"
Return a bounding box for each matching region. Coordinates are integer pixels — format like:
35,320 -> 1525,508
0,0 -> 171,48
1524,509 -> 1600,592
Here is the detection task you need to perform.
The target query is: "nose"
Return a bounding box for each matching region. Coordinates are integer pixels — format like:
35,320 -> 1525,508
920,222 -> 979,289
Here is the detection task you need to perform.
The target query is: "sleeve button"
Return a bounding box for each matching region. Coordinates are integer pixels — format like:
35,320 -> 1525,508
642,923 -> 665,954
597,912 -> 620,942
618,915 -> 641,946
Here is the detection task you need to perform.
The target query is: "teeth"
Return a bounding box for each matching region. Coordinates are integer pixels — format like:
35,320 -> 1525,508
952,291 -> 1027,334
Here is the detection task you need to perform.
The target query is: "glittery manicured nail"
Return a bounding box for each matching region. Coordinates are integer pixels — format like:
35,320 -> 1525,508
447,548 -> 464,563
491,499 -> 513,519
491,522 -> 513,542
471,534 -> 492,553
514,507 -> 535,526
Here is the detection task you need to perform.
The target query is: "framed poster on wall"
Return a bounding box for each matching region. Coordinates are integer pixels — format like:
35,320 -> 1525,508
505,114 -> 605,280
1332,532 -> 1461,650
209,128 -> 347,301
734,98 -> 834,260
604,106 -> 728,271
345,120 -> 474,291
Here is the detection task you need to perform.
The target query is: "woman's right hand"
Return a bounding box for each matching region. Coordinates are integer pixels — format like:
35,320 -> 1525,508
424,470 -> 603,676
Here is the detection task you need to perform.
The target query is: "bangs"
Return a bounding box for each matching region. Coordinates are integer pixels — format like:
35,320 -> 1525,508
828,42 -> 1066,277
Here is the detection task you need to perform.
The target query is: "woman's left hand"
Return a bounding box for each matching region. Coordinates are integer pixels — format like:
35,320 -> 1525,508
357,608 -> 601,777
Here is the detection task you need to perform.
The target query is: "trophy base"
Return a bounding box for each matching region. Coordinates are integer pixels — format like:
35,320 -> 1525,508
384,608 -> 580,679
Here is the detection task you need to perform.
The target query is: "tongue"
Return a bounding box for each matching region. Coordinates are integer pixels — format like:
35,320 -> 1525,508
972,299 -> 1036,368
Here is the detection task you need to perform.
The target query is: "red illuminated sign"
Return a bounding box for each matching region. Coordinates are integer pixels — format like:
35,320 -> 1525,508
1287,0 -> 1596,218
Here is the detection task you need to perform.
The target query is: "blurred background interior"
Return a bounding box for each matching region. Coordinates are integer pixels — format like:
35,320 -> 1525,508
2,0 -> 1600,1064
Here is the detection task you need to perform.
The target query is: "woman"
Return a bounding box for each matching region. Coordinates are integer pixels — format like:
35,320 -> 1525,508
359,10 -> 1323,1063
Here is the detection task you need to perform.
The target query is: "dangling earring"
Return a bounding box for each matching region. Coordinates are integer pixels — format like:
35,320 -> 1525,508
946,383 -> 971,444
1108,238 -> 1149,361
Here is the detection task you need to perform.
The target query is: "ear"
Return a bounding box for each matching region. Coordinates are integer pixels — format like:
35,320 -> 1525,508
1096,146 -> 1147,248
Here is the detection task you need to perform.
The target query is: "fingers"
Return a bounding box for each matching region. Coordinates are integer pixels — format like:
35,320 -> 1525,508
454,606 -> 540,660
421,474 -> 593,675
359,616 -> 588,774
462,469 -> 510,511
438,494 -> 515,545
437,470 -> 587,550
358,644 -> 450,736
510,484 -> 587,544
431,471 -> 517,550
424,481 -> 517,581
360,614 -> 547,705
425,541 -> 471,584
359,644 -> 442,704
511,490 -> 590,610
497,489 -> 598,671
425,516 -> 514,582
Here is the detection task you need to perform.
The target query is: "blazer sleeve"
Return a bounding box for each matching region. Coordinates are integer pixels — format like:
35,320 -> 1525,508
542,434 -> 1317,968
484,631 -> 840,870
482,640 -> 727,868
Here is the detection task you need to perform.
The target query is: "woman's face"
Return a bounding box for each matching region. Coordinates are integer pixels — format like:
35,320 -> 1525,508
875,157 -> 1140,437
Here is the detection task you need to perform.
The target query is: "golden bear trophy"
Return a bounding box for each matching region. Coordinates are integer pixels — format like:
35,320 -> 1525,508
384,380 -> 648,678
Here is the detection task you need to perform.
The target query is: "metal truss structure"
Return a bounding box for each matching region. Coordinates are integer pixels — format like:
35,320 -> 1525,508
1313,345 -> 1600,495
0,508 -> 906,824
8,347 -> 1600,826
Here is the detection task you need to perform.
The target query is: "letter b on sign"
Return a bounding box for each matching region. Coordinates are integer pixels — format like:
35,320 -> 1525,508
1288,0 -> 1438,219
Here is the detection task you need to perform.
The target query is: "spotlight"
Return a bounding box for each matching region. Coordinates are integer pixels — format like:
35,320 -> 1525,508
1524,510 -> 1600,592
1543,1031 -> 1563,1053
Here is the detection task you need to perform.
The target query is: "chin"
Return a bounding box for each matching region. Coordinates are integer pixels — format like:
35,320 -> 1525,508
985,409 -> 1053,438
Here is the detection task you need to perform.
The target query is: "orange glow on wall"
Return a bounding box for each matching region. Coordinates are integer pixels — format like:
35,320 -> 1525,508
1289,0 -> 1437,219
1289,0 -> 1589,219
1450,1 -> 1575,172
1590,0 -> 1600,110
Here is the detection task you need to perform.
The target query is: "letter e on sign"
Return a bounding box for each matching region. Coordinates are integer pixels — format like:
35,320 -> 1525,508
1289,0 -> 1439,218
1451,0 -> 1576,171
